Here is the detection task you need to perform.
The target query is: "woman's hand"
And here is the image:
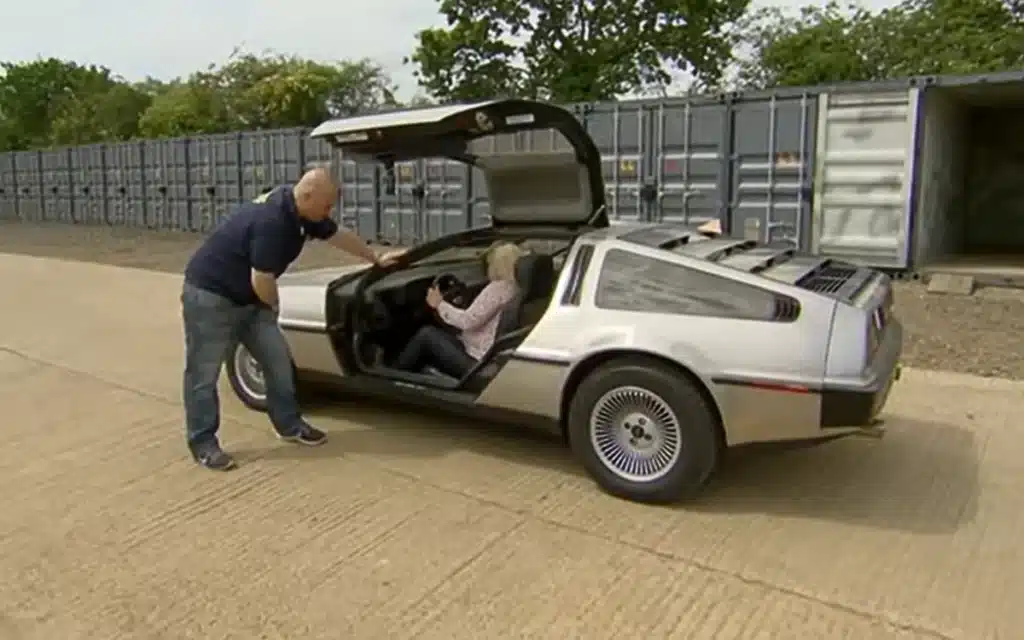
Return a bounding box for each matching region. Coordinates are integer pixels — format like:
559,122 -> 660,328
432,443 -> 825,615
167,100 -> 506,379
426,286 -> 443,309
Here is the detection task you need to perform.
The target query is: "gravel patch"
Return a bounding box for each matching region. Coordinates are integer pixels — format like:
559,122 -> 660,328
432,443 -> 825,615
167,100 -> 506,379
2,221 -> 1022,380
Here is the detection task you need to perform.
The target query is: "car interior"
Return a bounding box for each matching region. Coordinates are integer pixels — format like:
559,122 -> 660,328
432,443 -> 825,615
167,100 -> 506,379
344,236 -> 571,392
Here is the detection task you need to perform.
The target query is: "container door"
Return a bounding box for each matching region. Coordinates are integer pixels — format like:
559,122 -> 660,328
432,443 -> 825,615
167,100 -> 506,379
729,94 -> 817,247
421,158 -> 470,241
811,89 -> 920,269
585,103 -> 649,223
378,160 -> 424,246
649,99 -> 730,227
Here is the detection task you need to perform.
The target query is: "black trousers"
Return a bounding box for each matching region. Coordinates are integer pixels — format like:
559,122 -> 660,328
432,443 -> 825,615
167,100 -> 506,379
395,325 -> 476,378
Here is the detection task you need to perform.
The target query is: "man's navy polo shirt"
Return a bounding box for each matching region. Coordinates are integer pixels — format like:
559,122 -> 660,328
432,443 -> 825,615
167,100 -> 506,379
184,186 -> 338,305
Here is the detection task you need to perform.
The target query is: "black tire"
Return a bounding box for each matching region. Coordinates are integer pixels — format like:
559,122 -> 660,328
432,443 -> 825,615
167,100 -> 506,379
567,357 -> 720,504
225,340 -> 268,412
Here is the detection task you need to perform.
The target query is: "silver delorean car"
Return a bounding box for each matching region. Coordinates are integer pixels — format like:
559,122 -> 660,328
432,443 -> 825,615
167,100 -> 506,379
225,99 -> 903,504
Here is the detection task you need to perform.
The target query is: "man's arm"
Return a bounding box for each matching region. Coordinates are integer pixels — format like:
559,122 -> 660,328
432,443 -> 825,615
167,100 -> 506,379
249,219 -> 283,308
326,226 -> 377,263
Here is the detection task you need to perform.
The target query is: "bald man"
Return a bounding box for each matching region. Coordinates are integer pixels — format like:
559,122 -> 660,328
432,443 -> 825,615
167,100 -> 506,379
181,169 -> 395,471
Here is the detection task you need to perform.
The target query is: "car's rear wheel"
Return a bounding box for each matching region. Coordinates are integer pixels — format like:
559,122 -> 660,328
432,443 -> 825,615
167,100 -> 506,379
226,341 -> 268,411
567,357 -> 719,503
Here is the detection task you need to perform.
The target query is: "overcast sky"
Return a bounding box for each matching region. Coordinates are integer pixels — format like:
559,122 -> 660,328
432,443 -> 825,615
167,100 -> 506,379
1,0 -> 900,100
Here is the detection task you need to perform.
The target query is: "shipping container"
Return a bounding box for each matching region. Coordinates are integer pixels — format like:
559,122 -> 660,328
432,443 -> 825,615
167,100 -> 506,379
584,101 -> 649,223
70,144 -> 107,224
648,97 -> 729,229
14,151 -> 43,222
143,139 -> 191,230
41,148 -> 73,223
808,71 -> 1024,277
105,142 -> 145,226
728,91 -> 817,247
0,153 -> 16,221
190,133 -> 242,231
240,129 -> 305,202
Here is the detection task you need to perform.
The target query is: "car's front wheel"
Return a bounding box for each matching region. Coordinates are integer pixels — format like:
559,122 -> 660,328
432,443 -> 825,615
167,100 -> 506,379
225,341 -> 268,412
567,357 -> 720,504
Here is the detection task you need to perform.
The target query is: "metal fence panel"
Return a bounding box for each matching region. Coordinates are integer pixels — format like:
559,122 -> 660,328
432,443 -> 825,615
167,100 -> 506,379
190,133 -> 242,231
14,151 -> 43,222
70,144 -> 108,224
729,93 -> 817,247
649,98 -> 730,227
584,102 -> 650,222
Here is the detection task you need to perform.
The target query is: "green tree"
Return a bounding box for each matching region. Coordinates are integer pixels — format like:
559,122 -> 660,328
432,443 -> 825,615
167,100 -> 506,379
138,51 -> 397,138
734,0 -> 1024,89
407,0 -> 750,103
0,58 -> 149,150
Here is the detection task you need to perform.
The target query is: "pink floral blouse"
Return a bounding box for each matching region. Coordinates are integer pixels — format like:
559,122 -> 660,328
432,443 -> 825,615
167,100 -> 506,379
437,280 -> 518,359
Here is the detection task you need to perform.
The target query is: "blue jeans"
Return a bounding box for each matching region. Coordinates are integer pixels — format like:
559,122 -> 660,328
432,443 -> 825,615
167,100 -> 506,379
181,283 -> 304,448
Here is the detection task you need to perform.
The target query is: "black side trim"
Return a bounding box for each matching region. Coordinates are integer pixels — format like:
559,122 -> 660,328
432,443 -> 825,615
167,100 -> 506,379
508,353 -> 571,366
560,244 -> 594,306
819,389 -> 877,428
279,323 -> 328,334
712,376 -> 880,429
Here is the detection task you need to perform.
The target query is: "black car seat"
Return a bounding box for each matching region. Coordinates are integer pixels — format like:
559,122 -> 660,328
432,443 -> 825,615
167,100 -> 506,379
493,253 -> 556,336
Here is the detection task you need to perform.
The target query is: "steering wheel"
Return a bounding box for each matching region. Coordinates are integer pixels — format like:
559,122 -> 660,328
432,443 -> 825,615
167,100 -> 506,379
431,273 -> 469,309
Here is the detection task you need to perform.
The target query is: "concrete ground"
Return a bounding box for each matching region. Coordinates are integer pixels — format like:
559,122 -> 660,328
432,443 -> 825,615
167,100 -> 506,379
0,255 -> 1022,639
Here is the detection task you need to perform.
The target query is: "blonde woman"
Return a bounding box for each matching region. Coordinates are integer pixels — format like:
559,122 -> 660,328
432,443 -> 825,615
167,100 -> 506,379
394,242 -> 524,378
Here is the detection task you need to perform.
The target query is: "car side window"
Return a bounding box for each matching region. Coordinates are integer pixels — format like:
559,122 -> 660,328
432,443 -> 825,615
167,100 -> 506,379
595,249 -> 781,321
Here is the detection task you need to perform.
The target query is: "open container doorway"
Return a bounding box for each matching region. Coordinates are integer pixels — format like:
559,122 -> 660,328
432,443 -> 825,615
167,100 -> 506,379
912,72 -> 1024,286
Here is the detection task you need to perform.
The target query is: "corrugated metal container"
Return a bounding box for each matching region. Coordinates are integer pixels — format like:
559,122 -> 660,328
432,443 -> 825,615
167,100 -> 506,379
339,155 -> 381,240
810,89 -> 920,268
649,97 -> 729,228
584,102 -> 648,222
191,133 -> 242,231
105,142 -> 145,227
0,153 -> 16,221
379,160 -> 425,245
70,144 -> 107,224
420,158 -> 468,242
143,139 -> 191,230
14,151 -> 43,222
41,148 -> 73,223
728,92 -> 817,246
240,129 -> 305,202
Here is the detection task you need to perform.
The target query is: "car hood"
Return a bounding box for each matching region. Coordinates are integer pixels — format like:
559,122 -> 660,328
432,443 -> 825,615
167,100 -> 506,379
278,264 -> 367,289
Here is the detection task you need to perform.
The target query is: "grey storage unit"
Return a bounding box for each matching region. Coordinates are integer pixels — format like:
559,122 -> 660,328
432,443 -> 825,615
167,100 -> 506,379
419,157 -> 468,242
14,151 -> 43,222
143,139 -> 191,230
338,153 -> 381,240
378,159 -> 426,245
191,133 -> 242,231
810,88 -> 919,268
240,129 -> 305,201
70,144 -> 107,225
728,92 -> 817,246
584,101 -> 650,222
648,97 -> 730,229
105,141 -> 146,227
0,153 -> 16,221
41,148 -> 73,223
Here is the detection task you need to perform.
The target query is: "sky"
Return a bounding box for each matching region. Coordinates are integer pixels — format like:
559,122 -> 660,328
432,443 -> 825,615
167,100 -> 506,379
1,0 -> 901,101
